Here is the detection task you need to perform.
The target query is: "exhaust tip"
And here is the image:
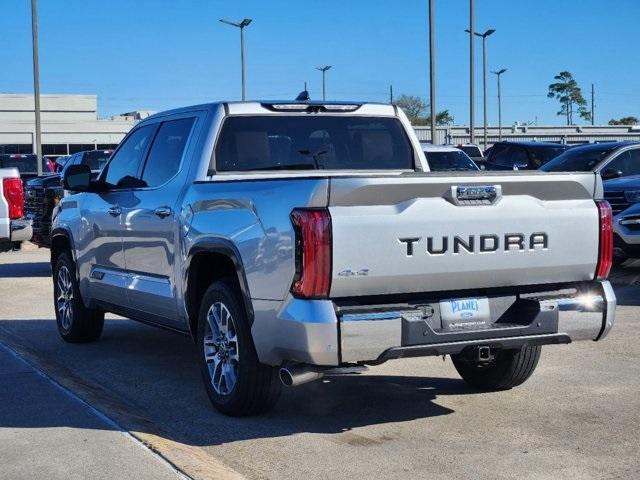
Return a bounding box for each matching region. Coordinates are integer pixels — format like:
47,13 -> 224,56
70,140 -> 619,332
279,368 -> 294,387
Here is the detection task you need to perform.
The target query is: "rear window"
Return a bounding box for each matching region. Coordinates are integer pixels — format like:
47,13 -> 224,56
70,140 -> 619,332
458,146 -> 482,157
81,151 -> 112,172
527,145 -> 569,168
0,155 -> 41,174
424,151 -> 478,171
215,116 -> 414,171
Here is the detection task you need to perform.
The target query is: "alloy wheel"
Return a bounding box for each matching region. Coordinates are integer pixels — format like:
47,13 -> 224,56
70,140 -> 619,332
203,302 -> 240,396
56,266 -> 74,330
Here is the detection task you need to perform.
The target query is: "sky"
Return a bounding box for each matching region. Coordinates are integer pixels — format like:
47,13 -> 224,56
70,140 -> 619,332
1,0 -> 639,126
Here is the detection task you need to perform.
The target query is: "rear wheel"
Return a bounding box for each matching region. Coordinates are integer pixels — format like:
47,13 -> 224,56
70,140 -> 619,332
451,345 -> 541,390
197,280 -> 281,416
53,252 -> 104,342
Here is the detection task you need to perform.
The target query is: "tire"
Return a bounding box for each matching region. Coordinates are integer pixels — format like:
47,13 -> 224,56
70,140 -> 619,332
451,345 -> 541,391
197,279 -> 281,416
53,252 -> 104,343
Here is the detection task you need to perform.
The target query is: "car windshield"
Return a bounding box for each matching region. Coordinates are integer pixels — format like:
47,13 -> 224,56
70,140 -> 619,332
215,115 -> 414,171
540,145 -> 618,172
81,151 -> 111,172
425,150 -> 478,171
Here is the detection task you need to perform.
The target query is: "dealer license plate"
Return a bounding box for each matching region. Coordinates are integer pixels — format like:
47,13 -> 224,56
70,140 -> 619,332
440,297 -> 491,330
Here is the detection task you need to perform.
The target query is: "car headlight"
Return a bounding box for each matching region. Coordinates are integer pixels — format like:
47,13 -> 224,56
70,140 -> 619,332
624,190 -> 640,203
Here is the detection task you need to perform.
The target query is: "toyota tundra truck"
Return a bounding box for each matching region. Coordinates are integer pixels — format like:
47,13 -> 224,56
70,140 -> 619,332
51,99 -> 616,416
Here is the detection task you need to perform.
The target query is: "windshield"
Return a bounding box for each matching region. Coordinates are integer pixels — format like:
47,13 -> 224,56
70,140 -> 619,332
540,145 -> 616,172
425,151 -> 478,171
215,116 -> 414,171
81,151 -> 112,172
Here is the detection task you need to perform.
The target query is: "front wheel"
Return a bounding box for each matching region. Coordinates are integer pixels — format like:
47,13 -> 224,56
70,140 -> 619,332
451,345 -> 541,390
197,280 -> 281,416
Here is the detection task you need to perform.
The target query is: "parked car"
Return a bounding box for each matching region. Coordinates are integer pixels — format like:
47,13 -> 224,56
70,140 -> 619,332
454,143 -> 484,164
484,141 -> 570,170
608,199 -> 640,264
52,99 -> 615,416
600,174 -> 640,216
0,154 -> 52,182
25,150 -> 112,248
540,142 -> 640,183
421,144 -> 479,171
0,167 -> 32,252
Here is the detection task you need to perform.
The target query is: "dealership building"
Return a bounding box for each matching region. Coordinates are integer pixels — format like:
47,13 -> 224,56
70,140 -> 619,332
0,93 -> 148,156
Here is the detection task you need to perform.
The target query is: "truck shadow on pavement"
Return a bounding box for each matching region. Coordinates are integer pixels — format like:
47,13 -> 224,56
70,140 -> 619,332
0,261 -> 50,278
0,317 -> 482,448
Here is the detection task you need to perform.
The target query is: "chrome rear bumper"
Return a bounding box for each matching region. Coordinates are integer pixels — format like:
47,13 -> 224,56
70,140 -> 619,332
339,281 -> 616,364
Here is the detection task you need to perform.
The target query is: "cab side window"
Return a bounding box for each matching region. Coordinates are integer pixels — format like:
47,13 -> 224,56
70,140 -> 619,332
103,125 -> 155,188
141,118 -> 195,187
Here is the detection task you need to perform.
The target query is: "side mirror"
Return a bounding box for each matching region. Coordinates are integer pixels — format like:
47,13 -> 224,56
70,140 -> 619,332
63,164 -> 92,191
601,168 -> 623,180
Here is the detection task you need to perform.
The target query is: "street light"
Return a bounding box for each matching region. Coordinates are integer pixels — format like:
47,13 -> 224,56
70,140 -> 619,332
428,0 -> 437,145
468,0 -> 475,146
492,68 -> 507,141
31,0 -> 43,175
219,18 -> 252,101
466,28 -> 495,150
316,65 -> 332,101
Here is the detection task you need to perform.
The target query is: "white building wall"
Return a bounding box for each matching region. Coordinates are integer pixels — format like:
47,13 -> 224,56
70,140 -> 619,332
0,93 -> 138,155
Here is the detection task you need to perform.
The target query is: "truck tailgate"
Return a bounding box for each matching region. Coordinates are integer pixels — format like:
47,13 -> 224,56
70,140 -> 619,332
328,173 -> 600,298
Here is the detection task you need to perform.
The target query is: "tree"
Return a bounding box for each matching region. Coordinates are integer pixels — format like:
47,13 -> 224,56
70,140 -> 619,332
395,95 -> 454,126
395,95 -> 427,123
547,71 -> 591,125
609,116 -> 639,126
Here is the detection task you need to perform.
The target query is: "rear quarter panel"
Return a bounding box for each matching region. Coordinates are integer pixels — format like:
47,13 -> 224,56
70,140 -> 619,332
182,178 -> 329,300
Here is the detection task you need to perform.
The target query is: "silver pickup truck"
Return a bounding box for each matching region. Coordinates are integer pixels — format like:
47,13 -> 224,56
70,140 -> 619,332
1,167 -> 32,252
51,100 -> 616,416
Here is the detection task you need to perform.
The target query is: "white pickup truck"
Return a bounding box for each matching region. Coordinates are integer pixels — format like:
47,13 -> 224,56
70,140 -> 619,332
0,168 -> 32,252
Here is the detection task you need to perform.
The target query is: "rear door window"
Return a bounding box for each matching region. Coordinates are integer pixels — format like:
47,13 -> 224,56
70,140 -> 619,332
606,149 -> 640,177
215,116 -> 414,171
141,118 -> 195,187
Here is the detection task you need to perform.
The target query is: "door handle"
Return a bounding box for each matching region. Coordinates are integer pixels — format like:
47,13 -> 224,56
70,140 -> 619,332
153,206 -> 172,219
107,206 -> 121,217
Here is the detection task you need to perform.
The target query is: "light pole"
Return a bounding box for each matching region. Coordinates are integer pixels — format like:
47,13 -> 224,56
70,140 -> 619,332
31,0 -> 43,175
428,0 -> 437,145
469,0 -> 475,146
466,28 -> 495,150
219,18 -> 252,101
316,66 -> 331,101
492,68 -> 507,141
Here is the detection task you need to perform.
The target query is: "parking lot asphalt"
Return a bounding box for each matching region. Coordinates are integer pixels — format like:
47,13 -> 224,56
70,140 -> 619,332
1,247 -> 639,480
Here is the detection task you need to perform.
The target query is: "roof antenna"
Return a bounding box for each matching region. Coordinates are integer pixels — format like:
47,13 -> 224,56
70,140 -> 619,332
296,90 -> 310,101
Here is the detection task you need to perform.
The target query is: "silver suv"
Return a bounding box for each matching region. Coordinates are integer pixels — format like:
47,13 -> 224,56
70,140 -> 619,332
51,100 -> 616,416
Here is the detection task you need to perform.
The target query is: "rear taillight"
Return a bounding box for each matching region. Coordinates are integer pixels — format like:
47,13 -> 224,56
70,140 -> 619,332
596,200 -> 613,280
2,178 -> 24,220
290,209 -> 332,299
